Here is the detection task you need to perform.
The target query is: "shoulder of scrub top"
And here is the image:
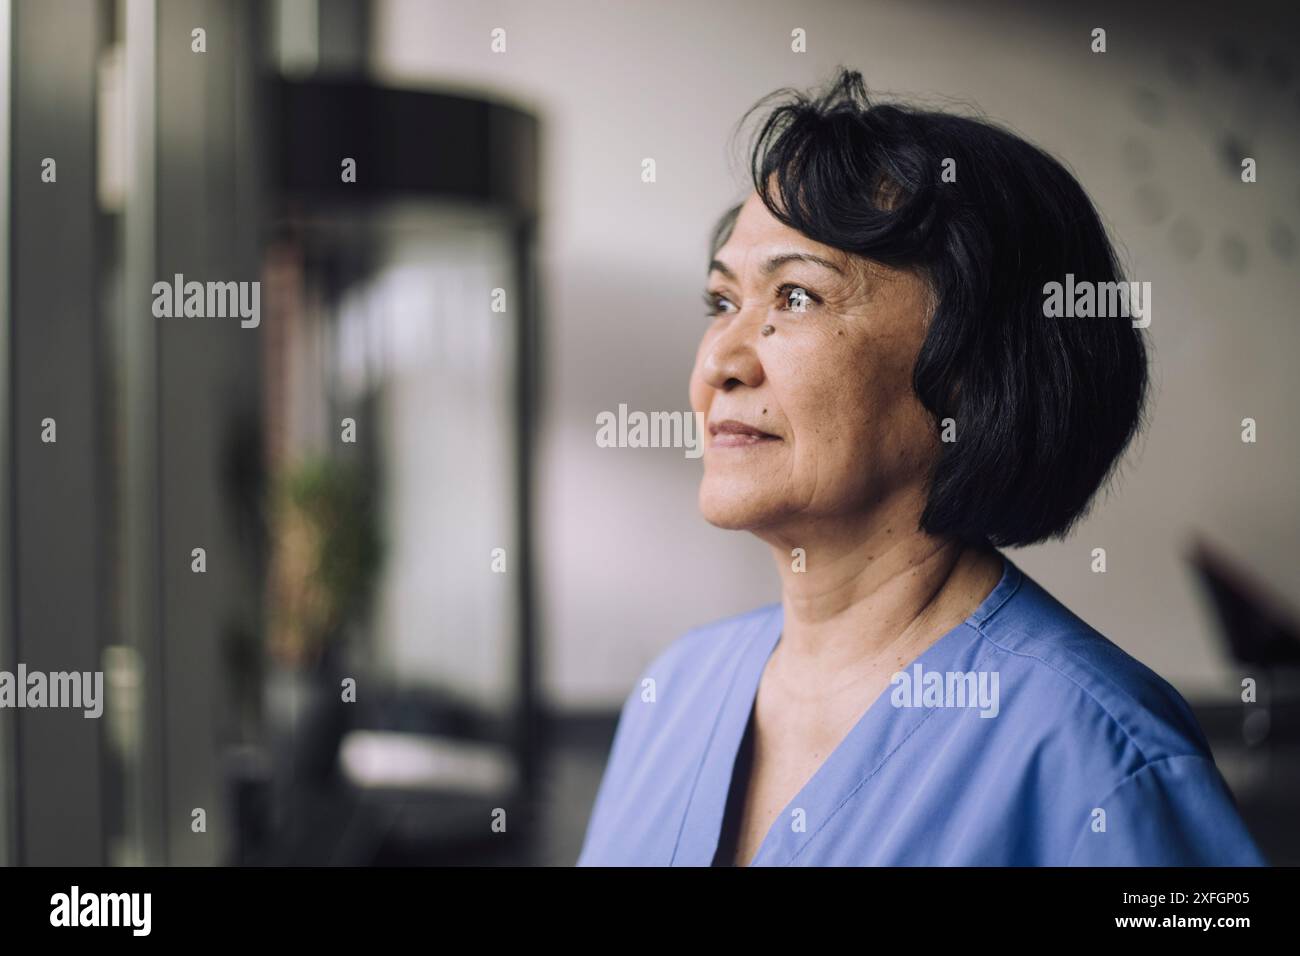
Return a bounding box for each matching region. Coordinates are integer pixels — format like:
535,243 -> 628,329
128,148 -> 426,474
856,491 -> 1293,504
591,603 -> 778,793
610,568 -> 1223,784
972,562 -> 1216,768
611,602 -> 779,720
631,600 -> 780,697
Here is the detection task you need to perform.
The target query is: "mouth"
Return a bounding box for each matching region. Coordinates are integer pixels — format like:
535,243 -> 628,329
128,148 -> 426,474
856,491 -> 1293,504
708,419 -> 782,448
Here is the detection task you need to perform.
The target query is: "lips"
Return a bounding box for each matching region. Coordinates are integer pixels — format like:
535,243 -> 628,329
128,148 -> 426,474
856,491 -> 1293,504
709,419 -> 781,448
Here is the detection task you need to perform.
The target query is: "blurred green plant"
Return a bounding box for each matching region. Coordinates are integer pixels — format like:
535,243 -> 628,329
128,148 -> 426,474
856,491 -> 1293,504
266,457 -> 382,669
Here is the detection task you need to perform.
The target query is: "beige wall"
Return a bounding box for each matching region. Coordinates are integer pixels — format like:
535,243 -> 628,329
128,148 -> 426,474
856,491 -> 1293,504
373,0 -> 1300,707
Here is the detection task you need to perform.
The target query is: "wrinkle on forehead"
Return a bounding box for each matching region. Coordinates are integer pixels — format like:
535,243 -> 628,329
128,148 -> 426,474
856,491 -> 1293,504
712,190 -> 934,329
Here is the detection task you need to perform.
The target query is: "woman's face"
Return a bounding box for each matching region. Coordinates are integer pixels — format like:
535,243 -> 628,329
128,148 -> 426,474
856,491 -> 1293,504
689,191 -> 939,533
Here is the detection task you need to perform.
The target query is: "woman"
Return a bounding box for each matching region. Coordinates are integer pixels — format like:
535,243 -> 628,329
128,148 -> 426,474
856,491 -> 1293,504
577,70 -> 1265,866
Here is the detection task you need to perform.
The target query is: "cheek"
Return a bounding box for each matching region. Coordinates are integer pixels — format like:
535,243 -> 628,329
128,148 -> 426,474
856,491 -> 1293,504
772,329 -> 878,429
775,327 -> 928,471
688,340 -> 712,414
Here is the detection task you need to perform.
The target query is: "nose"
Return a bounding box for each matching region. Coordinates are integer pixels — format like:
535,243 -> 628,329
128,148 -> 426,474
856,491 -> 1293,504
700,310 -> 766,392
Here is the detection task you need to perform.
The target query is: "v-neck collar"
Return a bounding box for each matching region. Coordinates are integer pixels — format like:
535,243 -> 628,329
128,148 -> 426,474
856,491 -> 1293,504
670,553 -> 1022,866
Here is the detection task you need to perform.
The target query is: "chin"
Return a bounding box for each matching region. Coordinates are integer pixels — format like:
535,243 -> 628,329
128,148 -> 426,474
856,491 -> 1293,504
697,477 -> 784,531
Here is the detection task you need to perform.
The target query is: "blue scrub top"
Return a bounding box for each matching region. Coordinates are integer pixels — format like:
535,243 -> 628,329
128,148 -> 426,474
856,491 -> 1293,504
577,555 -> 1267,866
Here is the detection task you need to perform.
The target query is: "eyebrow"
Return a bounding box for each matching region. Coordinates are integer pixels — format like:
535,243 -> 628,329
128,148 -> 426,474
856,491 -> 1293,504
708,253 -> 845,281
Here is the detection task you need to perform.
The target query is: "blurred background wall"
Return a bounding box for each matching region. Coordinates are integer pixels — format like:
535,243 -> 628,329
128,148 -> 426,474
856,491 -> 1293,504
1,0 -> 1297,867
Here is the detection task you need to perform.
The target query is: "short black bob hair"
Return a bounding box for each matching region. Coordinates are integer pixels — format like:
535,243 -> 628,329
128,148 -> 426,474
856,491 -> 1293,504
712,68 -> 1149,549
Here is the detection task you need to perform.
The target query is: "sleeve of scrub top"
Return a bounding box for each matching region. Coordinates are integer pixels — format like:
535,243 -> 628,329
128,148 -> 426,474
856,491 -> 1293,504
1067,754 -> 1267,866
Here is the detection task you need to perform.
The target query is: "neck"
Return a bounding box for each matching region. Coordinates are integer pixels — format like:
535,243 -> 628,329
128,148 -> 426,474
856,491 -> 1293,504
756,505 -> 1001,676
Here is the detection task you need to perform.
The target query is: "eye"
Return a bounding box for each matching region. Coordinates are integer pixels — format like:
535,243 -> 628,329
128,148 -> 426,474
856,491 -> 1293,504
778,284 -> 819,313
702,290 -> 737,317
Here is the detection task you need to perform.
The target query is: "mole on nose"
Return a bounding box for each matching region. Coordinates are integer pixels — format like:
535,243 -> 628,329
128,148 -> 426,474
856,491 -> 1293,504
761,324 -> 775,336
